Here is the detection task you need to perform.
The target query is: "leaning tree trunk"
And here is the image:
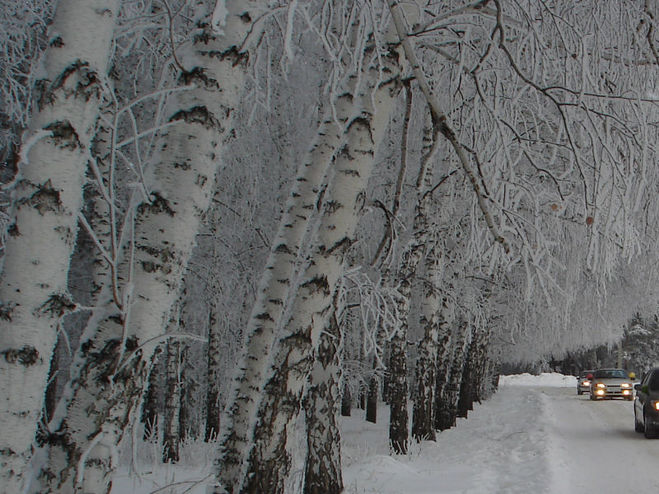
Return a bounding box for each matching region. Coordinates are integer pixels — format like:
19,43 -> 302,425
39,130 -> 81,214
303,297 -> 344,494
38,4 -> 256,491
0,1 -> 119,491
218,18 -> 364,487
234,39 -> 404,494
435,319 -> 472,431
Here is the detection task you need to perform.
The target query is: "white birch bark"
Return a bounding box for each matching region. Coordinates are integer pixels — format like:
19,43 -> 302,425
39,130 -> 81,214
39,3 -> 262,492
436,318 -> 472,431
0,1 -> 119,491
218,14 -> 366,488
163,340 -> 182,463
411,244 -> 443,442
235,34 -> 405,494
303,300 -> 344,494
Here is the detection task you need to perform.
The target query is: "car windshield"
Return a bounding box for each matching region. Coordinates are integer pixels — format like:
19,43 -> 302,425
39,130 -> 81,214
593,369 -> 628,379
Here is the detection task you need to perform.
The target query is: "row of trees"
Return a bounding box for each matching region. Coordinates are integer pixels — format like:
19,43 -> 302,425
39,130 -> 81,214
0,0 -> 657,493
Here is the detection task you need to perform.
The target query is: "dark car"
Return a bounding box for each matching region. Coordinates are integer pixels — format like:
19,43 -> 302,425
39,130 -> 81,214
577,370 -> 595,395
634,367 -> 659,438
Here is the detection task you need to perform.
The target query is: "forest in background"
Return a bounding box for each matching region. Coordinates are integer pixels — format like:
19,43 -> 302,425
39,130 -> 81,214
0,1 -> 658,493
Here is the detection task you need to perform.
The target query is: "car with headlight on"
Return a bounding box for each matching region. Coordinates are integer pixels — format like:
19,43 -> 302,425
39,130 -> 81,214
577,370 -> 595,395
634,367 -> 659,438
589,368 -> 635,401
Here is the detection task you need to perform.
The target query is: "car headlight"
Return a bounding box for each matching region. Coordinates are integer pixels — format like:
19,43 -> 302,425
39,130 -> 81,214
596,383 -> 606,388
621,383 -> 631,388
652,401 -> 659,411
583,381 -> 591,386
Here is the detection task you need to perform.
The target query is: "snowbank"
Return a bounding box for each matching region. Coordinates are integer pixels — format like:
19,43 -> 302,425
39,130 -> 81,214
498,372 -> 577,387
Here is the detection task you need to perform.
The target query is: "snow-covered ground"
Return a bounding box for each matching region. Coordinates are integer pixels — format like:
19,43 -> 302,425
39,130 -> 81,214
112,373 -> 659,493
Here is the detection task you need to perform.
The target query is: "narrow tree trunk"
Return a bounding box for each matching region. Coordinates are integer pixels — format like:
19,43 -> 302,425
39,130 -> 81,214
435,319 -> 471,431
163,340 -> 182,463
341,383 -> 351,417
236,41 -> 404,494
303,304 -> 344,494
141,351 -> 163,441
365,356 -> 378,424
411,246 -> 443,442
206,309 -> 222,442
388,330 -> 408,454
0,1 -> 119,490
456,342 -> 474,419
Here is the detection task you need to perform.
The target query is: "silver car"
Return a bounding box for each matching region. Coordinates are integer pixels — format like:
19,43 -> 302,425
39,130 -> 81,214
589,368 -> 635,401
577,370 -> 595,395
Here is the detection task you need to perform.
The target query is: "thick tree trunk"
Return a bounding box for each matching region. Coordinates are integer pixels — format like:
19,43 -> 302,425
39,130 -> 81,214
0,1 -> 119,491
303,306 -> 343,494
235,41 -> 403,494
39,5 -> 254,491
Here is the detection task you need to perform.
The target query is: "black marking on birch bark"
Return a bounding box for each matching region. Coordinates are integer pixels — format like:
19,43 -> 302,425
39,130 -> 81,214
301,275 -> 330,295
239,12 -> 252,23
139,245 -> 175,264
24,179 -> 63,215
38,61 -> 103,108
39,293 -> 76,317
45,120 -> 82,149
169,105 -> 221,130
2,345 -> 39,366
274,243 -> 292,254
49,36 -> 64,48
0,302 -> 15,321
255,312 -> 274,321
324,200 -> 342,214
139,192 -> 175,217
325,236 -> 353,256
179,67 -> 220,90
199,46 -> 249,67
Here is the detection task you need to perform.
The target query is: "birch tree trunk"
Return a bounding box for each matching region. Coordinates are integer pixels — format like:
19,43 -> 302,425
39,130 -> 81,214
303,299 -> 343,494
411,245 -> 443,442
39,3 -> 259,491
388,113 -> 439,453
206,309 -> 222,442
435,319 -> 471,431
219,17 -> 364,485
0,1 -> 119,491
233,37 -> 404,494
163,340 -> 182,463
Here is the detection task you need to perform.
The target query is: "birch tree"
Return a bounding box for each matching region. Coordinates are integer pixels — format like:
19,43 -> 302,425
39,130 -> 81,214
0,1 -> 119,491
229,16 -> 406,493
218,5 -> 368,486
39,2 -> 265,492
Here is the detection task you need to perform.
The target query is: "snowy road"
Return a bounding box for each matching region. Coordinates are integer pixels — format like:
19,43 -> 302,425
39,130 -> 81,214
343,373 -> 659,494
543,386 -> 659,494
